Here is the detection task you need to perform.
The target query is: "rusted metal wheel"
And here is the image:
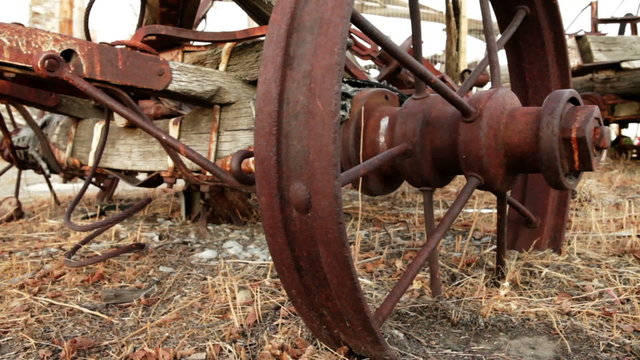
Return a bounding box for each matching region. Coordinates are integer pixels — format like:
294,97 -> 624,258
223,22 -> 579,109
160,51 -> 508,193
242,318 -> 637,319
255,1 -> 608,359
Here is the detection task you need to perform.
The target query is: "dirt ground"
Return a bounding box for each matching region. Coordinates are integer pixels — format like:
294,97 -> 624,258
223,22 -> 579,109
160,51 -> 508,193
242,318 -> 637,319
0,159 -> 639,360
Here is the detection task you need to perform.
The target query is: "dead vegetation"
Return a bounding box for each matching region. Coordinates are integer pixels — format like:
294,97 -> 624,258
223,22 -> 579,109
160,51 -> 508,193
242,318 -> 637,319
0,160 -> 639,359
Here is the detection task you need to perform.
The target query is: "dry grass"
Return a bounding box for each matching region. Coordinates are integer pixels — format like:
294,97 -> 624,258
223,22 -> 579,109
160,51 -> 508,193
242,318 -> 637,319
0,160 -> 639,359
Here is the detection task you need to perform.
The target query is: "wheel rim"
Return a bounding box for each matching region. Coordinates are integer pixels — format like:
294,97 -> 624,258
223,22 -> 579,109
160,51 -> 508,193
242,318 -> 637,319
255,1 -> 596,358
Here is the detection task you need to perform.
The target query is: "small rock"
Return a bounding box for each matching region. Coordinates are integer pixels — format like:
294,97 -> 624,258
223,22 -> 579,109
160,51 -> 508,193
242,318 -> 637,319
193,249 -> 218,260
185,353 -> 207,360
237,289 -> 253,304
223,240 -> 244,257
158,266 -> 175,273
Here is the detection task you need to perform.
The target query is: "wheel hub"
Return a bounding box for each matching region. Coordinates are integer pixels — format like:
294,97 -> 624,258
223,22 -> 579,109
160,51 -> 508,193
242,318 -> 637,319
341,88 -> 611,194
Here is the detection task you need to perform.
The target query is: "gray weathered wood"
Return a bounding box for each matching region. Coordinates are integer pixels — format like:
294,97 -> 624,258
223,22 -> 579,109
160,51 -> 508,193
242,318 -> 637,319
577,35 -> 640,64
573,68 -> 640,97
58,99 -> 255,172
167,61 -> 256,105
183,40 -> 263,82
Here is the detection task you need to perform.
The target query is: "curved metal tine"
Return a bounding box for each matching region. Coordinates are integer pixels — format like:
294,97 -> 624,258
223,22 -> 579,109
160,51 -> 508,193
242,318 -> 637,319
64,110 -> 151,233
0,164 -> 13,178
374,176 -> 483,326
14,169 -> 22,199
42,173 -> 61,206
5,104 -> 18,129
409,0 -> 426,96
422,187 -> 442,297
495,192 -> 508,278
351,11 -> 476,118
338,143 -> 411,187
0,112 -> 19,163
480,0 -> 501,88
457,6 -> 529,95
506,194 -> 539,228
11,103 -> 63,174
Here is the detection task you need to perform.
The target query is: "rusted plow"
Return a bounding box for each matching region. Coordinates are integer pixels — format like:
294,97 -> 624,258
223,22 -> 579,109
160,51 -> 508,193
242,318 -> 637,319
0,1 -> 610,359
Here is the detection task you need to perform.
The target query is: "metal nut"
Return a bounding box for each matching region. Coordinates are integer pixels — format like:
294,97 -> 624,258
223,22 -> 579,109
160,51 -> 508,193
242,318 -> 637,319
560,105 -> 601,172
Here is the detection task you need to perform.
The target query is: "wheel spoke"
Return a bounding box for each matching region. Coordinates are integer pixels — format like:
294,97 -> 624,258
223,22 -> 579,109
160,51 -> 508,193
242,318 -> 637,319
480,0 -> 501,88
506,194 -> 540,228
495,192 -> 508,278
457,6 -> 528,95
374,175 -> 483,326
351,10 -> 476,118
338,142 -> 410,187
408,0 -> 426,96
422,188 -> 442,297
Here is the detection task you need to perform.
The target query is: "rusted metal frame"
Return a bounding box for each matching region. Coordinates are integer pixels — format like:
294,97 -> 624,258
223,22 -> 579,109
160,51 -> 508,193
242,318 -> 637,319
33,52 -> 242,189
506,194 -> 539,228
422,187 -> 442,297
131,24 -> 268,44
0,23 -> 172,91
408,0 -> 426,95
338,143 -> 411,187
480,0 -> 501,88
351,10 -> 476,118
457,6 -> 528,96
495,192 -> 507,278
11,103 -> 64,174
0,80 -> 61,109
374,175 -> 482,327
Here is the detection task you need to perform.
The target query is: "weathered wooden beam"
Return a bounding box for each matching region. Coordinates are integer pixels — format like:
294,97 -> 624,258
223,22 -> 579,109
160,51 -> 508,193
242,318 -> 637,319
48,99 -> 255,172
573,68 -> 640,97
167,61 -> 256,105
577,35 -> 640,64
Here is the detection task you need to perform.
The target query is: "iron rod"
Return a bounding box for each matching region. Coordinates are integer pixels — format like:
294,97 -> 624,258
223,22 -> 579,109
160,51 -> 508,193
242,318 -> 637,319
408,0 -> 426,96
422,188 -> 442,297
14,169 -> 21,199
507,195 -> 540,228
12,103 -> 63,174
480,0 -> 501,87
374,175 -> 482,326
338,143 -> 410,187
495,192 -> 508,278
457,6 -> 528,95
0,164 -> 12,178
351,11 -> 476,118
42,174 -> 61,206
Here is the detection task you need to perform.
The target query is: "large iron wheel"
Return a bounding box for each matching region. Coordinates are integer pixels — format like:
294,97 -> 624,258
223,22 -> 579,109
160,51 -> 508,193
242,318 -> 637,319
255,1 -> 607,359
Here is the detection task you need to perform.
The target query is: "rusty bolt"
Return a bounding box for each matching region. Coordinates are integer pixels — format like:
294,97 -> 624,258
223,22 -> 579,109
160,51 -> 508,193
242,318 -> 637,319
156,68 -> 165,77
43,57 -> 61,73
560,105 -> 602,172
593,126 -> 611,151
